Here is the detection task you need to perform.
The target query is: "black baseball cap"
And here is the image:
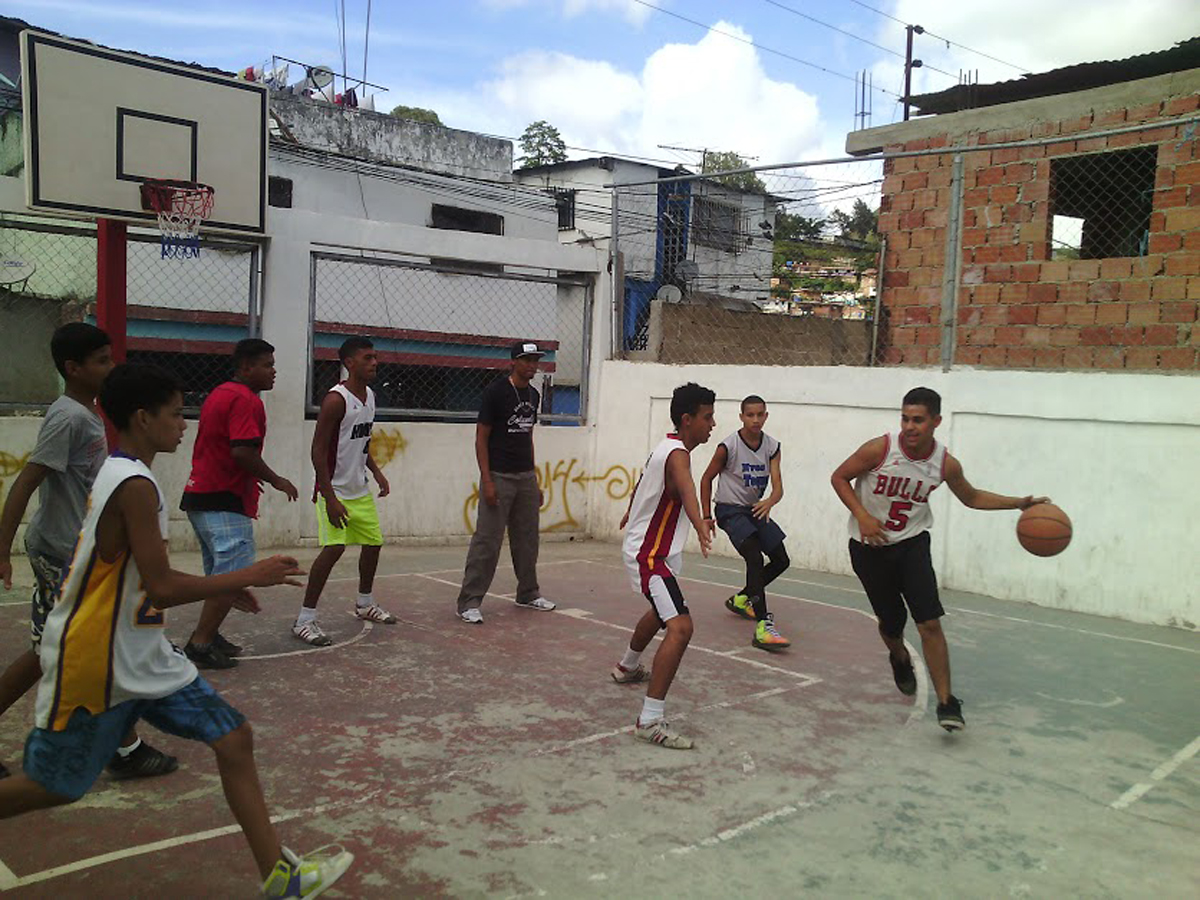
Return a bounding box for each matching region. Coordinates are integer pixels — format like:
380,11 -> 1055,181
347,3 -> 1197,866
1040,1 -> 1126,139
511,341 -> 544,359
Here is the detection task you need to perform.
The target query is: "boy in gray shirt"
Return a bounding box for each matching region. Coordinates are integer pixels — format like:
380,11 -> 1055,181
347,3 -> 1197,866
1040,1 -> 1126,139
0,323 -> 176,780
700,395 -> 792,651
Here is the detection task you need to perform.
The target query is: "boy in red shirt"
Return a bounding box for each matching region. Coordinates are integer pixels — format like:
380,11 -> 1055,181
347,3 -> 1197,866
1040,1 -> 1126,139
180,339 -> 298,668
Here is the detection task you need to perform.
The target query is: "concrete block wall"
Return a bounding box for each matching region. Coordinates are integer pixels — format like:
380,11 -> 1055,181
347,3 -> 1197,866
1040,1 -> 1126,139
877,90 -> 1200,370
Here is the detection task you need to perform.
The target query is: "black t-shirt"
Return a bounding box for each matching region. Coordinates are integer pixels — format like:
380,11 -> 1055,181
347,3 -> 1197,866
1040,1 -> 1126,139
479,376 -> 539,473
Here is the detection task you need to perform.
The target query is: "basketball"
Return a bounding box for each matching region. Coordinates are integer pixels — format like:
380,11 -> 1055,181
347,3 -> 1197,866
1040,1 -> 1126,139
1017,503 -> 1072,557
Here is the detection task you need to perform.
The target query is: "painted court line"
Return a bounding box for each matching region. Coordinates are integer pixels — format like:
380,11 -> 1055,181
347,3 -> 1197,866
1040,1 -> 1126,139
328,557 -> 585,585
239,619 -> 374,661
1110,733 -> 1200,810
0,792 -> 378,889
576,559 -> 926,726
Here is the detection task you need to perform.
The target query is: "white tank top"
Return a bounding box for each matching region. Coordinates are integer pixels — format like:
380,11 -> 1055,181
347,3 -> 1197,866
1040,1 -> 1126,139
849,432 -> 947,544
36,455 -> 197,731
714,431 -> 780,506
623,435 -> 692,592
323,383 -> 375,500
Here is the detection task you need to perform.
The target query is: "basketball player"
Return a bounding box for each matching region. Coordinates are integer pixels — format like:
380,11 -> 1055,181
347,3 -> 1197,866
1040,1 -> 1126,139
830,386 -> 1048,731
294,337 -> 395,646
699,395 -> 791,651
0,364 -> 354,897
612,382 -> 715,750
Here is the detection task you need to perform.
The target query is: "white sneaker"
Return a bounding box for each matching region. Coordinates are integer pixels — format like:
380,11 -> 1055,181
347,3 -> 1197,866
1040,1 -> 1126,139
634,718 -> 694,750
459,608 -> 484,624
354,604 -> 397,624
515,597 -> 556,611
292,619 -> 333,646
611,663 -> 650,684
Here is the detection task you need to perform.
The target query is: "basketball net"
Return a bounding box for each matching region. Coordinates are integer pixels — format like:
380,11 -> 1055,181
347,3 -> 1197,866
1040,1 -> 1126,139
140,180 -> 215,259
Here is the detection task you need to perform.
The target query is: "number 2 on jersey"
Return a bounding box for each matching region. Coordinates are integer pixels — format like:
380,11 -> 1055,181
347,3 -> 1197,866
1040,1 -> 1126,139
885,500 -> 912,531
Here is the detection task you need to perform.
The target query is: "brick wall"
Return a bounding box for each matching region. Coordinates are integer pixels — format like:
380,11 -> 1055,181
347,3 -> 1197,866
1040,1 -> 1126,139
877,91 -> 1200,370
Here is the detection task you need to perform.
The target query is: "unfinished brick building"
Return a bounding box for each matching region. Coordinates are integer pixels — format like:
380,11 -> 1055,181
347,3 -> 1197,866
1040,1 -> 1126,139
848,39 -> 1200,371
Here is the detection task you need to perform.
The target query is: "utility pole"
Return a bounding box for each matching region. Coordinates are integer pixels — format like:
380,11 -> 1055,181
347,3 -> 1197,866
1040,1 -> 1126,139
903,24 -> 924,121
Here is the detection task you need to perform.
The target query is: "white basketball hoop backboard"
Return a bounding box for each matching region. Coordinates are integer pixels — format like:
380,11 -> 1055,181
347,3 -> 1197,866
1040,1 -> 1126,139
21,30 -> 267,235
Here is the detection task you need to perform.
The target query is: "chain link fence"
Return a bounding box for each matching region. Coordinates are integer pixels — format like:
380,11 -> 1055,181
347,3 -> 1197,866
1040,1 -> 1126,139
0,212 -> 260,412
612,162 -> 884,367
309,251 -> 592,422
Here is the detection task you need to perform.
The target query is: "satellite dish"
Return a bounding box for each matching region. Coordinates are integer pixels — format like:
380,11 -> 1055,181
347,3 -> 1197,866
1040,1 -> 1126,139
655,284 -> 682,304
0,257 -> 36,290
308,66 -> 335,89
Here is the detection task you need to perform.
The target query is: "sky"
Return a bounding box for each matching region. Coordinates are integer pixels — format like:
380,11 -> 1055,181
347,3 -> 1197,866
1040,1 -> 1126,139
13,0 -> 1200,171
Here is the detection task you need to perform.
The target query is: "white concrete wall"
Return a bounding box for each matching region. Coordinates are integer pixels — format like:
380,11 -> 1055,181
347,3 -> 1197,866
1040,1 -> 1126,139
587,361 -> 1200,629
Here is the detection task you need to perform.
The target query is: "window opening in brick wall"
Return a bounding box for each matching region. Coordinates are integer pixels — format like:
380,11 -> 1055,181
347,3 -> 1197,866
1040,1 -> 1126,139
430,203 -> 504,235
692,197 -> 742,253
1050,215 -> 1084,260
550,188 -> 576,230
1049,146 -> 1156,259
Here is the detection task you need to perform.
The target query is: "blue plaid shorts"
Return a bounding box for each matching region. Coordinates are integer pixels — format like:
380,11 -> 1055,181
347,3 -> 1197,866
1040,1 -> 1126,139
23,676 -> 245,800
187,510 -> 256,575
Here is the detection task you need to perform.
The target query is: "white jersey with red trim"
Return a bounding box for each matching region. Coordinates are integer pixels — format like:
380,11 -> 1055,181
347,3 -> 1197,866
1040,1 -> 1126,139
321,383 -> 375,501
849,431 -> 947,543
622,434 -> 691,593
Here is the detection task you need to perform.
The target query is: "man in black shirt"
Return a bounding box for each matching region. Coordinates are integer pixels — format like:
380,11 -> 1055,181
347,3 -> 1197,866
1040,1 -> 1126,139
455,342 -> 557,623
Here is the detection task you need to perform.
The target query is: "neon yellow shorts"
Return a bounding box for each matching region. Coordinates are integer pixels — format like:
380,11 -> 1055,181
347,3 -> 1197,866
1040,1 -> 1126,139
316,494 -> 383,547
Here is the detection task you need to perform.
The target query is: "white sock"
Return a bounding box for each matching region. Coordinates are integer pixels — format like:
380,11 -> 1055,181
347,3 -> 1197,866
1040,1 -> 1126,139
356,592 -> 373,609
620,647 -> 643,670
296,606 -> 317,625
639,697 -> 665,726
117,737 -> 142,758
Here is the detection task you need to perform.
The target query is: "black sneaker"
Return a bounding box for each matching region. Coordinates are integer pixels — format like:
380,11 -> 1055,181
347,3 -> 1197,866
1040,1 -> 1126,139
107,741 -> 179,779
184,641 -> 238,669
213,632 -> 243,657
936,695 -> 965,732
888,652 -> 917,696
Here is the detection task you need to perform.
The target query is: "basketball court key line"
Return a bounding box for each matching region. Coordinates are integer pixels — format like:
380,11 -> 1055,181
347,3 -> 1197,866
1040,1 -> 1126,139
576,561 -> 921,729
327,556 -> 585,585
0,791 -> 380,889
1110,733 -> 1200,810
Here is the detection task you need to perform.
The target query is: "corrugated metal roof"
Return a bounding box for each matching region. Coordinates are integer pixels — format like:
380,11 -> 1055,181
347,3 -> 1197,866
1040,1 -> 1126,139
911,37 -> 1200,116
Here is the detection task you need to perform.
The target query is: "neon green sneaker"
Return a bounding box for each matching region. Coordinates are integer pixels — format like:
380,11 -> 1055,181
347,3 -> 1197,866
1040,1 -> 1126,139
752,613 -> 791,651
262,845 -> 354,898
724,593 -> 756,620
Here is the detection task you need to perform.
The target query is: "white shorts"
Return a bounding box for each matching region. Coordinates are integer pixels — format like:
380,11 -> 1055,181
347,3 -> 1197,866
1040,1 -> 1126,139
643,573 -> 689,624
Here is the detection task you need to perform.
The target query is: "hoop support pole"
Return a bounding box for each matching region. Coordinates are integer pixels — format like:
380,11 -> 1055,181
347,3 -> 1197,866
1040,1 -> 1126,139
96,218 -> 127,447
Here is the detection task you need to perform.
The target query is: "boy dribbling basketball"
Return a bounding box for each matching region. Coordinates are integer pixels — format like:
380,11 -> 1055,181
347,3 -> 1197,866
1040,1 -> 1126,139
830,387 -> 1047,732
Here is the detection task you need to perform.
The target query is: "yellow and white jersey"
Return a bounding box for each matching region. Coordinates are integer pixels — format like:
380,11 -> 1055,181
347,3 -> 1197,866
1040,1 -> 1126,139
849,432 -> 947,544
35,454 -> 196,731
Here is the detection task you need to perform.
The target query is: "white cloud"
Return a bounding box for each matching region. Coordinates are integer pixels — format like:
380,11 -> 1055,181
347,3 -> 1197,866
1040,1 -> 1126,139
437,21 -> 824,168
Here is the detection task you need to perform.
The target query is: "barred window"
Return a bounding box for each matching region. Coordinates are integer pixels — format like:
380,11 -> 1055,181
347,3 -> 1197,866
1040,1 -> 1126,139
692,197 -> 741,253
1049,146 -> 1156,260
551,188 -> 576,230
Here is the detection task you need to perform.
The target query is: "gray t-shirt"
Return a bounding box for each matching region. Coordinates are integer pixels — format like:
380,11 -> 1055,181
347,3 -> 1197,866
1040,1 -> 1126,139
714,431 -> 781,507
25,396 -> 108,561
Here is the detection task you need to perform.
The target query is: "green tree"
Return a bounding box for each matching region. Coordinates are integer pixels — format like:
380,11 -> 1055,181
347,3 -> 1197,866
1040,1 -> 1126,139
390,105 -> 442,125
518,120 -> 567,168
774,209 -> 825,242
829,199 -> 878,241
701,150 -> 766,193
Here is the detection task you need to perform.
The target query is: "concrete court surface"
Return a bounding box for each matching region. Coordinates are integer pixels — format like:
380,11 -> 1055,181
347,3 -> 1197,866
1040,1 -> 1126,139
0,539 -> 1195,898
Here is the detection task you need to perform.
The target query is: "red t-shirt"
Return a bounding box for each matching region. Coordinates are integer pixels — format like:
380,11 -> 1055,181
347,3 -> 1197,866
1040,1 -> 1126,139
181,381 -> 267,518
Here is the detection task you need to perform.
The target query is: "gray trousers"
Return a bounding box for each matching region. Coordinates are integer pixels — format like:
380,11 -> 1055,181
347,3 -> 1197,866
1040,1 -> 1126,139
456,470 -> 541,612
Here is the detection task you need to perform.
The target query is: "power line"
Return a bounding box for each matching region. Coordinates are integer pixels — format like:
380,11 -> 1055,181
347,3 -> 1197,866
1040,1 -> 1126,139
628,0 -> 901,98
759,0 -> 958,80
842,0 -> 1031,73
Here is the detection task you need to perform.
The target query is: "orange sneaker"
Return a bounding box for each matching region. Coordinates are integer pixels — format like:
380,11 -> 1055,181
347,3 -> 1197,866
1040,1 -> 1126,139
751,613 -> 790,651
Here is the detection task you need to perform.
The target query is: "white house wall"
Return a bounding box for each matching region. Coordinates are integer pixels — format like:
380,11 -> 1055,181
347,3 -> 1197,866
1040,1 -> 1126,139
587,360 -> 1200,629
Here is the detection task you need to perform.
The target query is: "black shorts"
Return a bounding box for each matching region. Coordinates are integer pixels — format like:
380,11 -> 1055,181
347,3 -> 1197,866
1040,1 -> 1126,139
643,574 -> 689,626
848,530 -> 943,637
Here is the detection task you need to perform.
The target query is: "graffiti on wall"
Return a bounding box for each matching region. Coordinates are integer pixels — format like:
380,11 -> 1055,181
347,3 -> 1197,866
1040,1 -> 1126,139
0,449 -> 31,514
369,427 -> 408,468
463,459 -> 640,534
